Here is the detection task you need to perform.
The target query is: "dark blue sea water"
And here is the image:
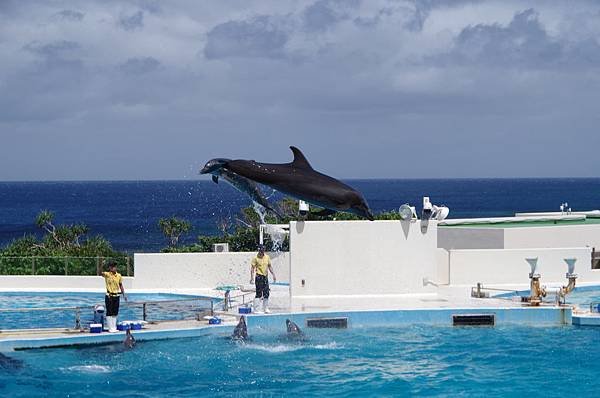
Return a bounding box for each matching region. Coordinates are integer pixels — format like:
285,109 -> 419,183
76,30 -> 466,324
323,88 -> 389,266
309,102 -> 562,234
1,179 -> 599,253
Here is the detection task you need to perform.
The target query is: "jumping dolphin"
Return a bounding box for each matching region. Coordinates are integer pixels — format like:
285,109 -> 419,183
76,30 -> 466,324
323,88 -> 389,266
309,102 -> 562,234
231,316 -> 248,340
286,319 -> 304,337
214,147 -> 374,220
123,329 -> 136,349
200,158 -> 283,219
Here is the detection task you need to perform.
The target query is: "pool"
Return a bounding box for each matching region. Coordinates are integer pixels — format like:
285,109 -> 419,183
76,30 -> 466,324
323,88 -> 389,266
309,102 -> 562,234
0,292 -> 215,330
2,324 -> 599,397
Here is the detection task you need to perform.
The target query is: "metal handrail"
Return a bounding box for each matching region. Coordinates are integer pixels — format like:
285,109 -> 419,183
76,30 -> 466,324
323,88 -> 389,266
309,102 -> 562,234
0,255 -> 133,276
0,296 -> 220,329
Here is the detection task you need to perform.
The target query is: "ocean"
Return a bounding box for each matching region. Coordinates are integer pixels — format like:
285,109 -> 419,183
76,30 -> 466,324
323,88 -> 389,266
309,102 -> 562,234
1,179 -> 599,253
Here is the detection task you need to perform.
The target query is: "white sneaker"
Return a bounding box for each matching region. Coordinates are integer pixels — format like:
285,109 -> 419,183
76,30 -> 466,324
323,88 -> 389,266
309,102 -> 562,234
263,299 -> 271,314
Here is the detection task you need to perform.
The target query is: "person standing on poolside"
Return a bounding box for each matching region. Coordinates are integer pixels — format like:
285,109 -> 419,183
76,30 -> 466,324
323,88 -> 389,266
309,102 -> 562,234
102,261 -> 127,332
250,245 -> 276,314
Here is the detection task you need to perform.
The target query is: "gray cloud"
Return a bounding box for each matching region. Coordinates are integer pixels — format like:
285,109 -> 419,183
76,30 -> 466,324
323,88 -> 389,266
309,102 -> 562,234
119,56 -> 160,75
119,10 -> 144,31
24,40 -> 81,58
204,16 -> 288,59
303,0 -> 359,31
1,0 -> 600,180
432,8 -> 600,69
54,9 -> 84,22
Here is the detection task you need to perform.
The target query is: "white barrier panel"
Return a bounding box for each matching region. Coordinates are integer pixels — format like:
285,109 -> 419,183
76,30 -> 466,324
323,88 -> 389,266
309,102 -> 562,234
0,276 -> 134,292
447,247 -> 598,286
438,223 -> 600,250
133,251 -> 290,290
438,227 -> 504,250
289,220 -> 438,300
504,225 -> 600,249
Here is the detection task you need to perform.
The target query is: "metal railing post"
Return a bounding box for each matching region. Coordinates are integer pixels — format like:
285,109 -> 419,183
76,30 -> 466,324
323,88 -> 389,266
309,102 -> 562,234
75,307 -> 81,330
96,257 -> 101,276
32,257 -> 36,275
64,257 -> 68,276
126,256 -> 131,277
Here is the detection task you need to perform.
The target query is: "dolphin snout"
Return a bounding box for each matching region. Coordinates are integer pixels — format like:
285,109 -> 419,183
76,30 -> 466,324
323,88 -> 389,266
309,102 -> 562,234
200,158 -> 231,175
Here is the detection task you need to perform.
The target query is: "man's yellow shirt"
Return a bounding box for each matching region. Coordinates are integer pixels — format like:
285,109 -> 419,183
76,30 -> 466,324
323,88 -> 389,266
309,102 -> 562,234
251,255 -> 271,276
102,272 -> 122,294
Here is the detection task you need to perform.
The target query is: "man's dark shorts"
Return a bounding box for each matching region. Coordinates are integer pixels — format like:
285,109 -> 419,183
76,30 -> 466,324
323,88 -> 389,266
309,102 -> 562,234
255,274 -> 270,299
105,294 -> 120,316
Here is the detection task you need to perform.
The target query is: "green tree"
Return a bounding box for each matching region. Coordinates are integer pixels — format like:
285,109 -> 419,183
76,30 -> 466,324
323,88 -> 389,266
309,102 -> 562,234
159,217 -> 192,247
1,211 -> 129,275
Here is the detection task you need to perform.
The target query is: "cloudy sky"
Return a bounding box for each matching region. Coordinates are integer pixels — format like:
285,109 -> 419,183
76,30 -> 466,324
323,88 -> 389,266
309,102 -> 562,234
1,0 -> 599,180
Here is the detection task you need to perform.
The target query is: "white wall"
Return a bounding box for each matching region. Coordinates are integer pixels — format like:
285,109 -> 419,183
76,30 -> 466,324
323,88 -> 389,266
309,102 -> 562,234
289,220 -> 438,301
0,276 -> 134,292
438,224 -> 600,250
438,227 -> 504,249
446,247 -> 598,286
504,225 -> 600,249
133,251 -> 289,290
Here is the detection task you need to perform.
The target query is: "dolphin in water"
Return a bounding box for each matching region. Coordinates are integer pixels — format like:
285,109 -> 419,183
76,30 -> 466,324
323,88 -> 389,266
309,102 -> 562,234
286,319 -> 304,337
216,147 -> 374,220
200,158 -> 283,219
231,316 -> 248,340
0,353 -> 23,371
123,329 -> 136,349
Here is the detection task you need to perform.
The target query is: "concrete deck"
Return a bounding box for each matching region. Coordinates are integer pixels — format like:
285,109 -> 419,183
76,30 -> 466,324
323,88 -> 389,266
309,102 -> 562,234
0,316 -> 238,351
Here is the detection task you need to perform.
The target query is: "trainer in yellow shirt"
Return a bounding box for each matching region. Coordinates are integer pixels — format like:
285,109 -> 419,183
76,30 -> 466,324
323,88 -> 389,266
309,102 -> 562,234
101,262 -> 127,332
250,245 -> 276,314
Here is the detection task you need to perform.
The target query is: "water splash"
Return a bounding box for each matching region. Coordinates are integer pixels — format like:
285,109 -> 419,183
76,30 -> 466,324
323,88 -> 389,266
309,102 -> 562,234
242,341 -> 342,353
63,365 -> 112,374
252,201 -> 267,225
263,224 -> 286,252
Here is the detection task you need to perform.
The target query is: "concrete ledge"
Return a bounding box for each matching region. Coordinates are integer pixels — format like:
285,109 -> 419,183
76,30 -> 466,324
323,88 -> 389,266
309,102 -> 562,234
573,314 -> 600,326
247,306 -> 572,330
0,322 -> 235,351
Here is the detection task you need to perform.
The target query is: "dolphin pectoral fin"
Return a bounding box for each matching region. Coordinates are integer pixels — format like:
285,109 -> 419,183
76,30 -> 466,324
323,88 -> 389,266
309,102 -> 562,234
212,175 -> 219,184
312,208 -> 336,217
289,146 -> 313,170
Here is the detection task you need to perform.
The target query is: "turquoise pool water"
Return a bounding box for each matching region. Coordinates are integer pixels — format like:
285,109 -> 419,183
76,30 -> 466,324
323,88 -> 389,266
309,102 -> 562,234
2,324 -> 600,397
0,292 -> 214,330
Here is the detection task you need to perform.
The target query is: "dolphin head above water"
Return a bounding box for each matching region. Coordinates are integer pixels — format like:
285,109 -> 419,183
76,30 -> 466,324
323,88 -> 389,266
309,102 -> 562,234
286,319 -> 303,335
232,316 -> 248,340
123,329 -> 136,349
200,158 -> 231,175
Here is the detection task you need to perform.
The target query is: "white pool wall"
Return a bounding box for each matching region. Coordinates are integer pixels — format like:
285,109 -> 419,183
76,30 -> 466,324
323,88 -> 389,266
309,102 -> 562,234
445,247 -> 597,286
133,251 -> 290,290
0,251 -> 288,294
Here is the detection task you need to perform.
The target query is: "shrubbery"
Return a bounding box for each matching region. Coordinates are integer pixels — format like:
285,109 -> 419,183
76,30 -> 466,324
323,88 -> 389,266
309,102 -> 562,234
162,198 -> 404,253
0,210 -> 130,275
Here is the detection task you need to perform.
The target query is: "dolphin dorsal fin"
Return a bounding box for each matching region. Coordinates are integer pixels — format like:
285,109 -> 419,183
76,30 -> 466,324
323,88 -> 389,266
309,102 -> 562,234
289,146 -> 313,169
